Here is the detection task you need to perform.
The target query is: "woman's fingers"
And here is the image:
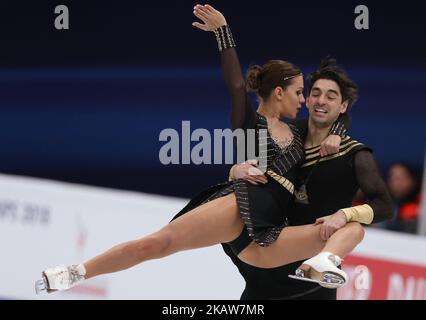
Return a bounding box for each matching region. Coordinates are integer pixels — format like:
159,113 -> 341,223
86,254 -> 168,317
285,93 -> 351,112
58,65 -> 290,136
193,9 -> 208,22
193,4 -> 226,30
196,4 -> 211,14
204,4 -> 216,13
192,22 -> 208,31
194,6 -> 210,20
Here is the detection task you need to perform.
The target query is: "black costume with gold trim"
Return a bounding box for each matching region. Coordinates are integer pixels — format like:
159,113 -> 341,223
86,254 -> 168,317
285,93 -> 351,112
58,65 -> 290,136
221,136 -> 393,300
201,113 -> 306,251
171,25 -> 365,298
291,136 -> 371,224
173,111 -> 305,254
172,26 -> 348,254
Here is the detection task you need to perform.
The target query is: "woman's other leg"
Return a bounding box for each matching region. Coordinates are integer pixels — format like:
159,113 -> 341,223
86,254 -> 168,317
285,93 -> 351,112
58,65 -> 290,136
238,222 -> 364,269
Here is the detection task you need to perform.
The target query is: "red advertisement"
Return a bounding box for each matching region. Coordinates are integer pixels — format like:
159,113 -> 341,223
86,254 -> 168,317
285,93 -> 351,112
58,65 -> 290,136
338,255 -> 426,300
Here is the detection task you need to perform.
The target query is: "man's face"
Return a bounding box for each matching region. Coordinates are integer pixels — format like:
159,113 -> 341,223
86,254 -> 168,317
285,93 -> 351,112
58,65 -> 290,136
306,79 -> 348,126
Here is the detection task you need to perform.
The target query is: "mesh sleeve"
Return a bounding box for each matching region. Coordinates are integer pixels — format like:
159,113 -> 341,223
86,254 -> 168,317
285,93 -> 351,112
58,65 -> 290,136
354,150 -> 394,223
220,46 -> 256,130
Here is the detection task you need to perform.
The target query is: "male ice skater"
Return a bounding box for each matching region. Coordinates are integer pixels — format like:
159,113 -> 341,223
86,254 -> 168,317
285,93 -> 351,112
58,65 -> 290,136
225,58 -> 394,299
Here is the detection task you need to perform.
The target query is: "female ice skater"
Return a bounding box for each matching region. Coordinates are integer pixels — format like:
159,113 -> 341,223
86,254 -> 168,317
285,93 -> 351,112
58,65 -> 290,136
35,4 -> 364,295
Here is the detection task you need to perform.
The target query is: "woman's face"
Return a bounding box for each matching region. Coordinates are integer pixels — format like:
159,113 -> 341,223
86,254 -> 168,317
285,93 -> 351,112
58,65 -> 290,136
278,75 -> 305,119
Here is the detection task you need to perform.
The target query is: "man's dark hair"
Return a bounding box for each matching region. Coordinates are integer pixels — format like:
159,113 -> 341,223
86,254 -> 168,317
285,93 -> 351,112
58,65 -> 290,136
307,57 -> 359,108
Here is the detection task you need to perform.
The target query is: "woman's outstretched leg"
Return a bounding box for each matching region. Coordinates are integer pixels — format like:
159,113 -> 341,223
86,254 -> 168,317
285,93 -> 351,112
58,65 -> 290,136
36,193 -> 244,293
83,193 -> 244,279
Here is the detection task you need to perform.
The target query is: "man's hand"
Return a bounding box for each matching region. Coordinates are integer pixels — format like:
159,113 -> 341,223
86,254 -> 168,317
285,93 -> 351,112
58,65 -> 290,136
320,135 -> 341,157
233,160 -> 268,185
315,210 -> 347,240
192,4 -> 227,31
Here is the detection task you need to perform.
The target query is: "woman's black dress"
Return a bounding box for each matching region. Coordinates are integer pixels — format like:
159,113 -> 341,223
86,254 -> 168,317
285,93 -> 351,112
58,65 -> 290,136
171,45 -> 307,252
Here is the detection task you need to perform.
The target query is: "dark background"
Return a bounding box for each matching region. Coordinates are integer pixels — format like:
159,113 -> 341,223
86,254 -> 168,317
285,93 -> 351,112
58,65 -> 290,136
0,0 -> 425,198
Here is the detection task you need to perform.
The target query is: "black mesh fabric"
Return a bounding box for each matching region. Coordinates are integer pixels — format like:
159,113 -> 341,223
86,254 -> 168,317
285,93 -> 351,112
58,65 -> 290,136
353,150 -> 394,223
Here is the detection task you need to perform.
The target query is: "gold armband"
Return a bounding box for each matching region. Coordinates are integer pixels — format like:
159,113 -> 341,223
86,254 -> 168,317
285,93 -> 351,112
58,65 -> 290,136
341,204 -> 374,225
228,165 -> 237,181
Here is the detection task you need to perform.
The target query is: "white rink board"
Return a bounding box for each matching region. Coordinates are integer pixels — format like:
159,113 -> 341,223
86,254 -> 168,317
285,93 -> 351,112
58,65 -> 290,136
0,174 -> 243,300
1,173 -> 425,300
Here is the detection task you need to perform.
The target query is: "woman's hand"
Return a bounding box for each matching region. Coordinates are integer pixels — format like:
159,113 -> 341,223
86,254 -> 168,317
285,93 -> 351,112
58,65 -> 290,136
233,160 -> 268,185
192,4 -> 227,31
320,135 -> 341,157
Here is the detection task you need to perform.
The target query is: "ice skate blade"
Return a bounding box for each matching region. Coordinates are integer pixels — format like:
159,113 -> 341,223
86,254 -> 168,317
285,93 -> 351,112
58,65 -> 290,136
288,274 -> 319,284
35,274 -> 59,294
288,273 -> 345,289
35,279 -> 47,295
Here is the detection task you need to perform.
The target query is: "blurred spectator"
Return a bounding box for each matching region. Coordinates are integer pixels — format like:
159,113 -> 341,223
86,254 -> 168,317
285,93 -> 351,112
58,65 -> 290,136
385,163 -> 422,234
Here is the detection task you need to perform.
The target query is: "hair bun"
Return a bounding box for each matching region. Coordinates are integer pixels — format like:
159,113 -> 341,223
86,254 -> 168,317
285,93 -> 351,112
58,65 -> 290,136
246,65 -> 263,91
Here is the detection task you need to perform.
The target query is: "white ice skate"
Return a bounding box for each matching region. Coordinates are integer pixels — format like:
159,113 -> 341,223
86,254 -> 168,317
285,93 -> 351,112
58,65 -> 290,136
288,252 -> 348,289
35,264 -> 86,294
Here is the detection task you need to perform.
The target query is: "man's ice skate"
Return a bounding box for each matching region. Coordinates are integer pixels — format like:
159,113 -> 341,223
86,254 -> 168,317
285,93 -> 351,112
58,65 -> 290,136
288,252 -> 348,289
35,264 -> 86,294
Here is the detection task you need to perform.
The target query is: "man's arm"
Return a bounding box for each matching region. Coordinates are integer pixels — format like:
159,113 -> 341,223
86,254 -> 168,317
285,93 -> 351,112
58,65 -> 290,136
291,112 -> 352,157
315,149 -> 394,240
351,149 -> 394,223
